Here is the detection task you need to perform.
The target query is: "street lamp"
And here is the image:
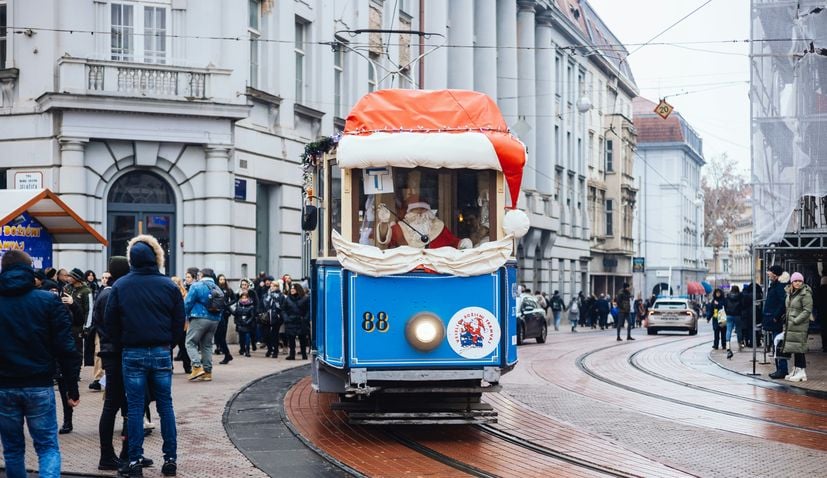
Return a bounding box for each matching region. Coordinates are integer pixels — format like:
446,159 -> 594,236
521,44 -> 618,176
713,218 -> 724,287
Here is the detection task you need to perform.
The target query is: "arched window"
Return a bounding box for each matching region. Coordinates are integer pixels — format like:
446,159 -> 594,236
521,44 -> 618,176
108,170 -> 174,205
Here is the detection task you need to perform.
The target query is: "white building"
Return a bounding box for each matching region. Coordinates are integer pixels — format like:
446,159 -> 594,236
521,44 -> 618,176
633,97 -> 705,297
0,0 -> 635,292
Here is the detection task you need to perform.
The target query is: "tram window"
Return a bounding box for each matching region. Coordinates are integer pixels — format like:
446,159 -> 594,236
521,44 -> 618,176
325,160 -> 342,257
354,167 -> 495,249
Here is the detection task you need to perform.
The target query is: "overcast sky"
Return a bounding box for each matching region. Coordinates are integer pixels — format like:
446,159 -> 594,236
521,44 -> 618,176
587,0 -> 751,176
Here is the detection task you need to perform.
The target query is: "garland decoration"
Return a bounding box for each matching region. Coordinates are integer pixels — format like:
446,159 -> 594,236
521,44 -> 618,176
301,134 -> 339,200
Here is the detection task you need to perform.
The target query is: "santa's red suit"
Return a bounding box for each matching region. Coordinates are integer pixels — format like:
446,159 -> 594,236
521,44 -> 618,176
389,218 -> 461,249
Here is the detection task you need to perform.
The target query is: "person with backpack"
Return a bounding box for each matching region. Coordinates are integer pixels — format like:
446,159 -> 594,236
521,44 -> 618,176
567,293 -> 581,333
183,268 -> 223,382
549,290 -> 565,331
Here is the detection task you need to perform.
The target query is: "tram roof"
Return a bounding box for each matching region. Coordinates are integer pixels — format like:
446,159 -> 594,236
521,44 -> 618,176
339,89 -> 526,208
0,189 -> 108,245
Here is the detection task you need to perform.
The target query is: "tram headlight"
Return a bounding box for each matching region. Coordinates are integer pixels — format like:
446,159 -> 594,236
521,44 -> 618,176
405,313 -> 445,352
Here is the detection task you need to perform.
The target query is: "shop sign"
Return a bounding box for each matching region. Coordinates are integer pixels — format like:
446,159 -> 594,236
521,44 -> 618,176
0,212 -> 53,269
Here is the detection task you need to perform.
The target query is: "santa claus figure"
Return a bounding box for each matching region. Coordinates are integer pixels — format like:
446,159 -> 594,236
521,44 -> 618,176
378,201 -> 473,249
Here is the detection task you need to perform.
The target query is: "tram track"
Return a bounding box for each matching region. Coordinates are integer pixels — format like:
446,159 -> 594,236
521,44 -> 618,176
574,338 -> 827,437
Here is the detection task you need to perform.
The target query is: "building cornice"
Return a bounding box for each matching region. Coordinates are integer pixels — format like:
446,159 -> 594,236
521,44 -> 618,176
35,93 -> 251,120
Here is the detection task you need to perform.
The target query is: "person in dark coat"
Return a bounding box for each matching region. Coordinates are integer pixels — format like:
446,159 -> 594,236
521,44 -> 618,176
596,294 -> 610,330
763,265 -> 789,379
232,291 -> 256,357
262,282 -> 286,358
94,256 -> 131,470
707,288 -> 727,350
723,285 -> 743,359
741,283 -> 763,348
214,274 -> 235,364
0,250 -> 81,478
105,234 -> 185,477
813,276 -> 827,353
283,283 -> 310,360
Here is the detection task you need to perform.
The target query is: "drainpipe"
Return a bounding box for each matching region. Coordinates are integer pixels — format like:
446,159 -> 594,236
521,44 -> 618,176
418,0 -> 425,89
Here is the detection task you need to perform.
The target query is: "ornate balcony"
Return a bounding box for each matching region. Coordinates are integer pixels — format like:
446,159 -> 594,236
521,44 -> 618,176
57,57 -> 232,101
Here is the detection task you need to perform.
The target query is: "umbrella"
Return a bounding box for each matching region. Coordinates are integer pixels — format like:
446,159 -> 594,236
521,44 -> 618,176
686,282 -> 704,295
701,281 -> 713,294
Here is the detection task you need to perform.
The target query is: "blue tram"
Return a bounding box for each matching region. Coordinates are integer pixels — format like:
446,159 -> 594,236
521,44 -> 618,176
304,89 -> 529,424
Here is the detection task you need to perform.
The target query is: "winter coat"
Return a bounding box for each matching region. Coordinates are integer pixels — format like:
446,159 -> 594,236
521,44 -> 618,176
724,291 -> 743,316
781,284 -> 812,354
0,263 -> 81,398
706,293 -> 726,320
263,291 -> 286,327
105,235 -> 186,349
184,277 -> 222,321
93,286 -> 118,357
813,282 -> 827,323
550,294 -> 564,311
763,275 -> 788,334
283,294 -> 310,336
232,300 -> 256,333
220,287 -> 236,319
596,298 -> 610,316
616,288 -> 632,314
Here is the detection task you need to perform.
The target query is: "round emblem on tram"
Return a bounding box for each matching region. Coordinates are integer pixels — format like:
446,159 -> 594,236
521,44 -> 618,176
446,306 -> 500,359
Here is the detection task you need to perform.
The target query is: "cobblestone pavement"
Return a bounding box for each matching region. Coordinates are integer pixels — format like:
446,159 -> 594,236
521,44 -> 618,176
0,348 -> 305,478
503,325 -> 827,478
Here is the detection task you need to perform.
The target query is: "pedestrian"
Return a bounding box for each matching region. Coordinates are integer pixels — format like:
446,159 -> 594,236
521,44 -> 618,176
707,288 -> 727,350
596,293 -> 610,330
584,293 -> 597,328
105,234 -> 184,477
214,274 -> 235,364
813,275 -> 827,353
283,283 -> 310,360
169,276 -> 191,375
94,256 -> 132,470
0,250 -> 81,478
615,283 -> 634,341
233,291 -> 256,357
724,285 -> 744,359
549,290 -> 564,331
262,281 -> 285,358
763,265 -> 789,379
183,268 -> 223,382
741,283 -> 762,348
183,267 -> 198,291
567,294 -> 580,332
634,294 -> 646,328
56,270 -> 87,434
781,272 -> 813,382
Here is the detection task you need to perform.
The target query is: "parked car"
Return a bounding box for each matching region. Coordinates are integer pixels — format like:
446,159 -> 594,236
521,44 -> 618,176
517,296 -> 548,345
646,298 -> 699,335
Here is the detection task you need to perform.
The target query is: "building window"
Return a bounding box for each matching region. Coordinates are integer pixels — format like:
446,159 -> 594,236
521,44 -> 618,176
333,40 -> 345,118
249,0 -> 260,31
295,20 -> 307,103
249,1 -> 261,88
605,139 -> 614,172
143,7 -> 166,64
0,3 -> 6,69
111,3 -> 135,61
605,199 -> 613,236
111,3 -> 169,64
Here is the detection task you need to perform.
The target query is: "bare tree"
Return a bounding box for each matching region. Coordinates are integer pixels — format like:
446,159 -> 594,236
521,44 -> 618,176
702,153 -> 747,246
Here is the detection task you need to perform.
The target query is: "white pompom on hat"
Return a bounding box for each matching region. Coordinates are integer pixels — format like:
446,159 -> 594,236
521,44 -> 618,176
503,209 -> 530,238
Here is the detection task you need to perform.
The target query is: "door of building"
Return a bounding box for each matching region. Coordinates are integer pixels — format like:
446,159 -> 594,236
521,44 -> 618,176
107,171 -> 176,274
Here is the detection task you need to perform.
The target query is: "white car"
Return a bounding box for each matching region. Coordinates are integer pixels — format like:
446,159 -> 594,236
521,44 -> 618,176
646,298 -> 699,335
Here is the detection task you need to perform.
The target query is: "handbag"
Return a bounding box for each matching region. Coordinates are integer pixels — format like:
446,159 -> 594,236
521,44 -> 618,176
257,311 -> 270,326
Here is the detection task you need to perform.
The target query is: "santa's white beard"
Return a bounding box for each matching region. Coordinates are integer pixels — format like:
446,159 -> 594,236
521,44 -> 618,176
403,211 -> 435,239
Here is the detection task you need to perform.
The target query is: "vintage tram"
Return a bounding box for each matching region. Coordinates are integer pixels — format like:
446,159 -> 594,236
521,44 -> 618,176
304,89 -> 529,424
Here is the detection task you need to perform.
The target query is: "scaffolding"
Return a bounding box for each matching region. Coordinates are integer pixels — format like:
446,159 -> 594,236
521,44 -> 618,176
749,0 -> 826,374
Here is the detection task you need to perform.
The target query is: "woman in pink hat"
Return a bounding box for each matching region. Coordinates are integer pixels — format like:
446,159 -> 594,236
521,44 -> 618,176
782,272 -> 813,382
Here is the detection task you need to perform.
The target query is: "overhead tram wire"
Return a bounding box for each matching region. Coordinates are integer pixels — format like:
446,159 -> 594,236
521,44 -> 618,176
623,0 -> 716,61
6,24 -> 807,51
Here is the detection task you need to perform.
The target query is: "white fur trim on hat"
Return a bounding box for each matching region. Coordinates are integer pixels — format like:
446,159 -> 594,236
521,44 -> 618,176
407,202 -> 431,213
502,209 -> 530,238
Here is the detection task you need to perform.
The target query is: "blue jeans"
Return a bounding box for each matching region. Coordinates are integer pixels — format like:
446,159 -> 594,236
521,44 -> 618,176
122,347 -> 177,463
0,387 -> 61,478
552,310 -> 561,330
725,315 -> 742,346
238,331 -> 251,353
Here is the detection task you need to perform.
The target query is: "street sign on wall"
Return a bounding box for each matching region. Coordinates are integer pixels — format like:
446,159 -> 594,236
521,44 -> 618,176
14,171 -> 43,190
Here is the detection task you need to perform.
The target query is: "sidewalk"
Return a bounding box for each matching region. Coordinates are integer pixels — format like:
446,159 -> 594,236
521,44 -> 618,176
0,348 -> 306,477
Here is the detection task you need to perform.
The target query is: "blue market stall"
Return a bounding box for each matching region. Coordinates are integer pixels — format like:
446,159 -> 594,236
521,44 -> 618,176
0,189 -> 107,268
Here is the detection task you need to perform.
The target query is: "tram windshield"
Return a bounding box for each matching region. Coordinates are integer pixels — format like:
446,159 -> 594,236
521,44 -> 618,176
353,167 -> 497,250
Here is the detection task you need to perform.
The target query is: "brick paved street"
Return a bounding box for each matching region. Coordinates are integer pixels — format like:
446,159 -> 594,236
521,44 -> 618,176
0,349 -> 305,478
